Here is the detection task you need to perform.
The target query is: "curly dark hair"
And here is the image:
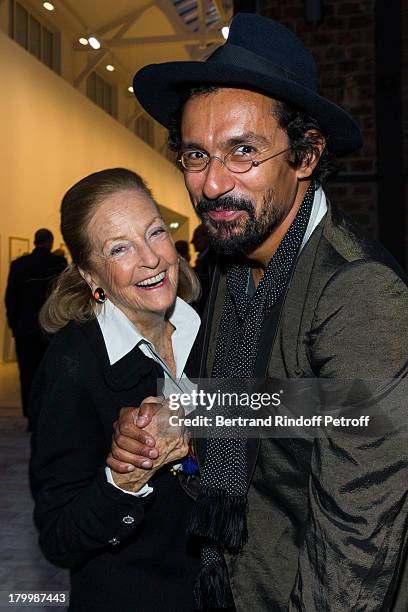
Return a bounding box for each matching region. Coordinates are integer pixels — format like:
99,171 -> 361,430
168,86 -> 337,184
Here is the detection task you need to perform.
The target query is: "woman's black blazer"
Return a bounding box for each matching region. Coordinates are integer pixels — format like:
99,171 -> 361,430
30,319 -> 199,612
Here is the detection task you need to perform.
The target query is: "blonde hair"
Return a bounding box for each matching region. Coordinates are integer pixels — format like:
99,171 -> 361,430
40,168 -> 200,334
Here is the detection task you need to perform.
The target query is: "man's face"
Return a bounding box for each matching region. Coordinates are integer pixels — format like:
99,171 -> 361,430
181,88 -> 301,256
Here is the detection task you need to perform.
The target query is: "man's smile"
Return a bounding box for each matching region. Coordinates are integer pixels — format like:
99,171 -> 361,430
207,209 -> 245,221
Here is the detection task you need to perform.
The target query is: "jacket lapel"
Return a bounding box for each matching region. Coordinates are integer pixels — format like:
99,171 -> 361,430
271,220 -> 325,377
272,199 -> 364,378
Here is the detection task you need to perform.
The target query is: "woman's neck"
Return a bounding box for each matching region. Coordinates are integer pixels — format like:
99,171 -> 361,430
115,304 -> 176,376
127,309 -> 167,347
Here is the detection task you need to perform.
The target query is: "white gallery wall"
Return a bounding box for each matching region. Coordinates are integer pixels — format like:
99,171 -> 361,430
0,32 -> 196,361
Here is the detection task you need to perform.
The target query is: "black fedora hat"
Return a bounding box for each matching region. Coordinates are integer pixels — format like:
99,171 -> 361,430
133,13 -> 362,155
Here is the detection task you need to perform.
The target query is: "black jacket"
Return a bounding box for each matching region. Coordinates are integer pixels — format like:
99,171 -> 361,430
30,319 -> 200,612
5,247 -> 66,336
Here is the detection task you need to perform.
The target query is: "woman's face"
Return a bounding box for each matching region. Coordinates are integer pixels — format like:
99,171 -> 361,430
83,189 -> 179,321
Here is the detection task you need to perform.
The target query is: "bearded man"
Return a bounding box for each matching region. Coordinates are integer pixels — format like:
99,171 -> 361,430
108,14 -> 408,611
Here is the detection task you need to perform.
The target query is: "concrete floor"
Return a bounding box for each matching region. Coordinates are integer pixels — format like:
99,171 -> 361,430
0,363 -> 69,610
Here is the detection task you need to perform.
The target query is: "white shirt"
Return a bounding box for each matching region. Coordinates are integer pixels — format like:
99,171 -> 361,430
99,297 -> 200,497
301,185 -> 327,251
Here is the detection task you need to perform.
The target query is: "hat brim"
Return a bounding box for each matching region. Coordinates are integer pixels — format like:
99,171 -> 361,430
133,61 -> 362,156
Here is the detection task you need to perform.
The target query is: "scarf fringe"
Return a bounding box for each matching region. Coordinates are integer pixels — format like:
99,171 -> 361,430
194,557 -> 235,610
188,487 -> 248,551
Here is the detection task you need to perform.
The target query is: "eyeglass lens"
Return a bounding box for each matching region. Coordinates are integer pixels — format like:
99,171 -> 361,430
181,150 -> 253,173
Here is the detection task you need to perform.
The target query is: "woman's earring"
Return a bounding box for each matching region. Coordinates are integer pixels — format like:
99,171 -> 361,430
93,287 -> 106,303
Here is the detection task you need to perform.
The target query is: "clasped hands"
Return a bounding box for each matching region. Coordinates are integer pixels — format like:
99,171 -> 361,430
106,397 -> 189,492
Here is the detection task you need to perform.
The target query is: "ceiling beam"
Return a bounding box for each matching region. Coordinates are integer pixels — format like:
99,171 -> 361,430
104,33 -> 223,48
67,0 -> 227,105
73,50 -> 108,87
71,2 -> 154,88
189,42 -> 219,60
95,1 -> 155,37
197,0 -> 206,34
212,0 -> 226,22
156,0 -> 191,34
126,106 -> 144,128
157,0 -> 200,60
58,0 -> 88,30
111,15 -> 136,41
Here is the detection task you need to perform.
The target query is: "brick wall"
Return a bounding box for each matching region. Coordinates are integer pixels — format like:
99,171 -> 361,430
260,0 -> 379,235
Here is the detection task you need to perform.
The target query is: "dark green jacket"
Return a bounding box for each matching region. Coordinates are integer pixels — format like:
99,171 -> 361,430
196,201 -> 408,612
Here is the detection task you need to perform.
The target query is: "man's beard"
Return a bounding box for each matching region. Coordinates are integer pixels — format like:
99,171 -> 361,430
196,190 -> 287,255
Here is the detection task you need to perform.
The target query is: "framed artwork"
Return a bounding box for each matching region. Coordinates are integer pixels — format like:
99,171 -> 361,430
9,236 -> 29,262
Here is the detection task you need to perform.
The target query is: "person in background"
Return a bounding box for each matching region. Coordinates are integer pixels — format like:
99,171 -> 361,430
5,228 -> 66,429
191,224 -> 209,272
175,239 -> 191,263
190,224 -> 214,315
52,246 -> 67,259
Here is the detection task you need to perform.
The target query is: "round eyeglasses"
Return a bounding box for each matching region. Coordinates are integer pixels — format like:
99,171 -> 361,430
178,145 -> 290,174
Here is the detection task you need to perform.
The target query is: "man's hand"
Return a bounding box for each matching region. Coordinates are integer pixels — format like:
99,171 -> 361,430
106,396 -> 189,492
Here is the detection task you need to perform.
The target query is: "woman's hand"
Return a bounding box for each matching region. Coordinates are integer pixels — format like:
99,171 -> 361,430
107,397 -> 189,492
108,397 -> 162,471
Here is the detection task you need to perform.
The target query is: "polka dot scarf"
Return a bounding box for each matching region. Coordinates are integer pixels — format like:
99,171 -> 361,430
189,183 -> 315,609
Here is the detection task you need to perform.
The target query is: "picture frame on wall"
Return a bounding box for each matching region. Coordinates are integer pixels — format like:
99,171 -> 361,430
9,236 -> 29,262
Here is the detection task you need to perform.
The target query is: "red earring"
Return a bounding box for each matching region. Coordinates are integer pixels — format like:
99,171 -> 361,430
93,287 -> 106,303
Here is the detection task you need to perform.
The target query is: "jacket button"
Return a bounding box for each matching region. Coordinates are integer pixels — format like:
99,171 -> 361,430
122,515 -> 134,525
294,367 -> 303,377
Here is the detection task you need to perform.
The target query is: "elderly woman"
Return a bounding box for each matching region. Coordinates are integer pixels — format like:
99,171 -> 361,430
30,168 -> 201,611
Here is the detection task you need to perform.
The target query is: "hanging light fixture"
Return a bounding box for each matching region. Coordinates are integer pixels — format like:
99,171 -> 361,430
88,36 -> 101,50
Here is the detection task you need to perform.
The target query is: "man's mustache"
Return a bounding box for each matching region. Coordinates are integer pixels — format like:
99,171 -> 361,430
196,196 -> 255,216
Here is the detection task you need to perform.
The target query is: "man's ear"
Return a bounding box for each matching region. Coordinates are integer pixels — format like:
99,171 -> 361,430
295,130 -> 326,180
78,267 -> 95,291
